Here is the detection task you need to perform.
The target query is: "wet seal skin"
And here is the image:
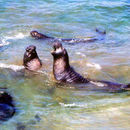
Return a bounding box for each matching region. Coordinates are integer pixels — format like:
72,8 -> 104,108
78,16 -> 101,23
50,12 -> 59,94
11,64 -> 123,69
51,42 -> 130,92
0,90 -> 15,121
30,29 -> 106,43
23,45 -> 42,71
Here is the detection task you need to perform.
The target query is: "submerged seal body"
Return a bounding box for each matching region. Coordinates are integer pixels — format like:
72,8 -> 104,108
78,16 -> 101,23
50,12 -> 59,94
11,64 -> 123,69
30,29 -> 105,43
51,42 -> 130,92
0,91 -> 15,121
23,45 -> 42,71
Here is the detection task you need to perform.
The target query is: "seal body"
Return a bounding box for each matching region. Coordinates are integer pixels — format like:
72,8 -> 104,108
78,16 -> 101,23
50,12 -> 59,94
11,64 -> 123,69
23,45 -> 42,71
0,91 -> 15,121
30,29 -> 105,43
51,42 -> 130,92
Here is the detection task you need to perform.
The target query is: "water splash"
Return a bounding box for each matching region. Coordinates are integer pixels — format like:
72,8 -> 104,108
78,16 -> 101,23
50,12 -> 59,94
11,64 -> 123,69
0,63 -> 24,72
59,102 -> 87,108
86,62 -> 102,70
76,52 -> 86,57
5,33 -> 26,40
0,33 -> 27,47
0,39 -> 10,47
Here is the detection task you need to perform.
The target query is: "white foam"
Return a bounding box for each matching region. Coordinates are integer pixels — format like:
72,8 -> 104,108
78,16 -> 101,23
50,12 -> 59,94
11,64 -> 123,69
37,70 -> 46,74
0,33 -> 27,47
0,63 -> 24,72
69,39 -> 76,43
59,102 -> 86,107
86,62 -> 102,70
89,1 -> 125,7
76,52 -> 86,57
90,81 -> 105,87
0,39 -> 10,47
5,33 -> 26,40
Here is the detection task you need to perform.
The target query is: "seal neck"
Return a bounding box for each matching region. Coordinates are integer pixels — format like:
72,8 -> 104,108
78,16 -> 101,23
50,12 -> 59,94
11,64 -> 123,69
53,50 -> 70,76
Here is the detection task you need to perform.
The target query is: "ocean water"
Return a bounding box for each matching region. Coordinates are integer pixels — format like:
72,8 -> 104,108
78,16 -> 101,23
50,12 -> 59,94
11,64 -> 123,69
0,0 -> 130,129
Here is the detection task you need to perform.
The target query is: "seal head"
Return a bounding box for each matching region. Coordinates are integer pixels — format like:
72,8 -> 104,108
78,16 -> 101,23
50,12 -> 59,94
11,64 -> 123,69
51,42 -> 67,58
30,31 -> 52,39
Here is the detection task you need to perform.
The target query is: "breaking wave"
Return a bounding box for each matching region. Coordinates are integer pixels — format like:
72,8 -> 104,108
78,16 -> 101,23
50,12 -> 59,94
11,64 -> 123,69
0,63 -> 24,72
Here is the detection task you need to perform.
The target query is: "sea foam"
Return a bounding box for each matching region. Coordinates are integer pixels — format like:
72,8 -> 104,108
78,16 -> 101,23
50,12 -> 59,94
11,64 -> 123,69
0,63 -> 24,72
0,33 -> 27,47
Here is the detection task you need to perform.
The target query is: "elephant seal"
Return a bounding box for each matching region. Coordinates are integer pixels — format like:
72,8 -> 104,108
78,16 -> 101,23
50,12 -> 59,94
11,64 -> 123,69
0,90 -> 15,121
51,42 -> 130,92
23,45 -> 42,71
30,29 -> 105,43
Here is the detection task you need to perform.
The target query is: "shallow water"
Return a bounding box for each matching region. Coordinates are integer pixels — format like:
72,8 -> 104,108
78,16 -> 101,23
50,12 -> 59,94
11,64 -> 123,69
0,0 -> 130,129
